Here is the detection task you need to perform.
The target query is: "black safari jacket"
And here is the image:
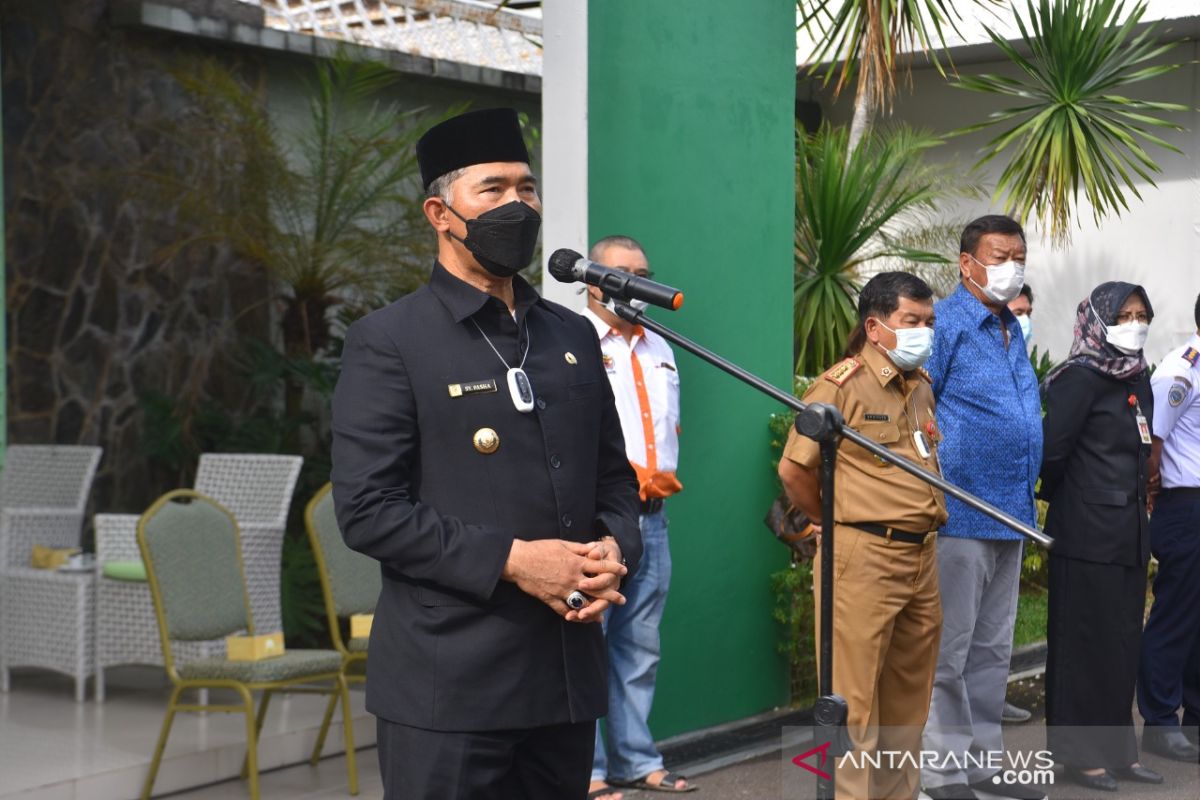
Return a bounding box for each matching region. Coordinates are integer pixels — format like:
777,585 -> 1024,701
331,263 -> 642,731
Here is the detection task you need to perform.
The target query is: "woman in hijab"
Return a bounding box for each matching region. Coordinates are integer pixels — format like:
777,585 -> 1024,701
1040,281 -> 1159,792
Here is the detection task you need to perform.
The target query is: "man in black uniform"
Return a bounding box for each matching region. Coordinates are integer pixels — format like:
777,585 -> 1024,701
331,108 -> 643,799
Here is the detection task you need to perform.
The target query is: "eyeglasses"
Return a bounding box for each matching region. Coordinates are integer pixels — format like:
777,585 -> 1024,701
612,267 -> 654,279
1114,312 -> 1150,324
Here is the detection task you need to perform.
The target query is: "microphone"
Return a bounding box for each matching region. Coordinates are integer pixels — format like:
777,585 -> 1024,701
548,248 -> 684,311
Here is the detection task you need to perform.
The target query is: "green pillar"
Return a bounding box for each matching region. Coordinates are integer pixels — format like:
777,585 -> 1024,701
588,1 -> 796,737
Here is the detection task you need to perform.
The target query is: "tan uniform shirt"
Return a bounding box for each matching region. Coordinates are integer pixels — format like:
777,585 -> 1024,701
782,344 -> 948,533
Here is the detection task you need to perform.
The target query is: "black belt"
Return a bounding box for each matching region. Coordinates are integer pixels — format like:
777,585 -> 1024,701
641,498 -> 664,515
1160,487 -> 1200,500
847,522 -> 933,544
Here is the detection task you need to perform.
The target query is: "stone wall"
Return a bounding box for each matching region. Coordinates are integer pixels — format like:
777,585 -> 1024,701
2,0 -> 273,512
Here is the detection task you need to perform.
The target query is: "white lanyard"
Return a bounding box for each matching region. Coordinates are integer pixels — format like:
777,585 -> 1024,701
471,317 -> 535,413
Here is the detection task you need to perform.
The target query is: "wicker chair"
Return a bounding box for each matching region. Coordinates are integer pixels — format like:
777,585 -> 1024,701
0,445 -> 103,701
194,454 -> 303,635
304,483 -> 380,764
93,513 -> 224,702
0,445 -> 103,569
137,490 -> 358,800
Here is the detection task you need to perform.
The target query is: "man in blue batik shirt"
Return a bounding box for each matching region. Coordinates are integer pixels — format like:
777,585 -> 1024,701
920,215 -> 1045,800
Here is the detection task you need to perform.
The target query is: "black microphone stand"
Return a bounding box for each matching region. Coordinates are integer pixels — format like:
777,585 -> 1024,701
612,303 -> 1051,800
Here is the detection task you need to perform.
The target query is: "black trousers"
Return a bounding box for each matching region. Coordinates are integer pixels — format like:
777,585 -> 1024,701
377,717 -> 595,800
1138,491 -> 1200,728
1045,553 -> 1147,768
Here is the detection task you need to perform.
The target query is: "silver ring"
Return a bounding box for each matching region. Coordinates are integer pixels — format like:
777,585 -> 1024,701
566,590 -> 587,610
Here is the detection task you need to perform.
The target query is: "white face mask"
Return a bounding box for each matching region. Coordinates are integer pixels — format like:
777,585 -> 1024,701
874,320 -> 934,371
1017,314 -> 1032,342
1104,320 -> 1149,355
968,254 -> 1026,304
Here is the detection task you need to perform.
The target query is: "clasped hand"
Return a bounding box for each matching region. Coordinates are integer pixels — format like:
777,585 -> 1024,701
502,538 -> 627,623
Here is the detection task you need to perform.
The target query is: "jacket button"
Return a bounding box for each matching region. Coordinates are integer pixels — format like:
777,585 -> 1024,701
562,514 -> 573,528
550,454 -> 562,469
536,398 -> 546,410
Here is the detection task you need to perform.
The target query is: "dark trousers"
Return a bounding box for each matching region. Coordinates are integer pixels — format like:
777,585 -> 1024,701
377,717 -> 595,800
1046,554 -> 1146,768
1137,491 -> 1200,728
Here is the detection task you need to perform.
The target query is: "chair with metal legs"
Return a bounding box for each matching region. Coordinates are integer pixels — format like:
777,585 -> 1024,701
136,489 -> 358,800
304,483 -> 380,765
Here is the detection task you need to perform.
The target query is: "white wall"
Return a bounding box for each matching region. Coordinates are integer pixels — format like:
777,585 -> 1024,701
540,0 -> 590,310
809,38 -> 1200,365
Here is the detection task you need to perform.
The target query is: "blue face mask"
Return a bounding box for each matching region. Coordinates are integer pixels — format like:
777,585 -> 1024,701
874,320 -> 934,371
1017,314 -> 1032,342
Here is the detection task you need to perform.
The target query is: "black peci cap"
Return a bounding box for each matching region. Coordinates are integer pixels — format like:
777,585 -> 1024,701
417,108 -> 530,191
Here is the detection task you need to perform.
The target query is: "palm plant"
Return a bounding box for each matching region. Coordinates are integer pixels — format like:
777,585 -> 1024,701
170,58 -> 436,356
954,0 -> 1187,242
155,57 -> 442,434
793,124 -> 951,375
797,0 -> 1000,150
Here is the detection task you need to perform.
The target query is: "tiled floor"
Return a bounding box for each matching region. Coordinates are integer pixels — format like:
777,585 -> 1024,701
0,666 -> 373,800
164,748 -> 381,799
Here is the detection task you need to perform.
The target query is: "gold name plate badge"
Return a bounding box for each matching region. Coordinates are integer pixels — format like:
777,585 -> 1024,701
448,378 -> 498,398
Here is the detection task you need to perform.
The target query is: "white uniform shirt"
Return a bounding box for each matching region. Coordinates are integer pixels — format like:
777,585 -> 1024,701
1151,332 -> 1200,489
582,308 -> 681,478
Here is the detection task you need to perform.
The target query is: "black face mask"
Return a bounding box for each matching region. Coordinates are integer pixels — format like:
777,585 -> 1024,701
447,200 -> 542,278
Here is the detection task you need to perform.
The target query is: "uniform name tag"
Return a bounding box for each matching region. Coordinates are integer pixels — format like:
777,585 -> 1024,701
864,413 -> 890,422
448,379 -> 498,398
1136,413 -> 1152,444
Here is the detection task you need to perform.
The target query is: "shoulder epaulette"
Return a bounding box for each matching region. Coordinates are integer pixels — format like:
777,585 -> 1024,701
917,367 -> 933,384
1183,346 -> 1199,366
823,357 -> 861,386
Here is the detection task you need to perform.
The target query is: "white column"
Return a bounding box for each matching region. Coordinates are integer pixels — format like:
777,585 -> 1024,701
540,0 -> 589,309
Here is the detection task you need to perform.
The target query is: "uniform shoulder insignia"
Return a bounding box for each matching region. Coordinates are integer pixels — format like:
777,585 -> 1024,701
823,357 -> 862,386
1183,346 -> 1199,366
1168,379 -> 1192,407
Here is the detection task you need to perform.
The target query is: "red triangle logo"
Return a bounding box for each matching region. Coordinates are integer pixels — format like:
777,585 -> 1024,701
792,740 -> 833,780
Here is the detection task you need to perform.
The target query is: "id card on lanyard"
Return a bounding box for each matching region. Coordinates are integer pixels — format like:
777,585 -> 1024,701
1132,395 -> 1152,444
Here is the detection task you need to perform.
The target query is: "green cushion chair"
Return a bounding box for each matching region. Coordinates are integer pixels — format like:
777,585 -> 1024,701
305,483 -> 381,765
137,489 -> 358,800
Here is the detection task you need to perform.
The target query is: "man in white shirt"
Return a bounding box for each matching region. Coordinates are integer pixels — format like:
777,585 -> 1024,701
1138,292 -> 1200,762
581,236 -> 694,798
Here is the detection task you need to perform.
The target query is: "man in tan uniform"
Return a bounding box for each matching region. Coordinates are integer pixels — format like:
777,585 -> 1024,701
779,271 -> 947,800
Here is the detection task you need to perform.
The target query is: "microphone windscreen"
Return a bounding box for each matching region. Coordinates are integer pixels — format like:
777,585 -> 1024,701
548,248 -> 584,282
